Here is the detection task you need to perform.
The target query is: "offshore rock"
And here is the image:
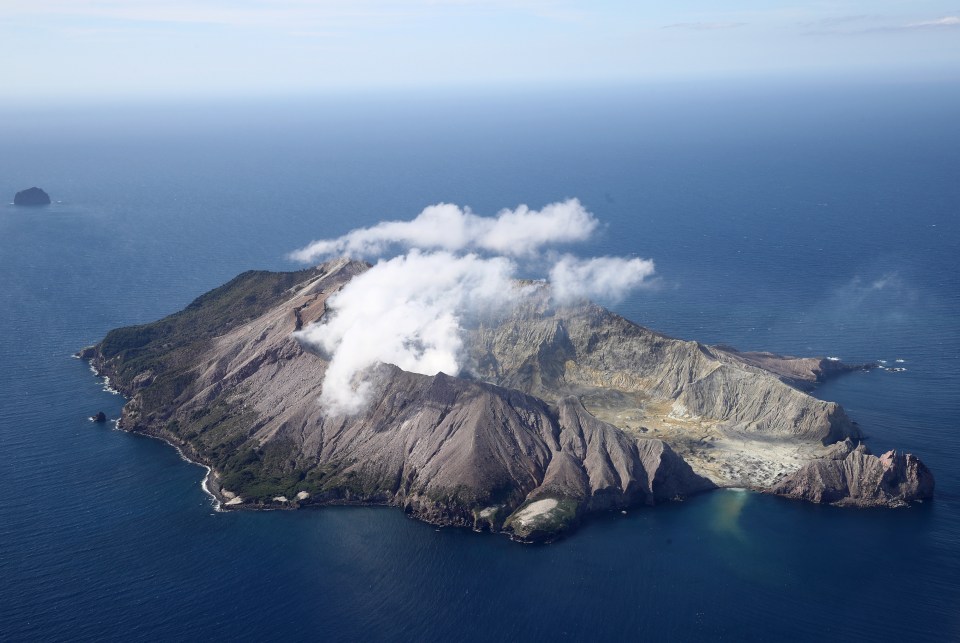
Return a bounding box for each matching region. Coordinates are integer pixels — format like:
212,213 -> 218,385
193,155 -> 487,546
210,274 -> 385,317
76,346 -> 97,360
771,440 -> 934,507
14,187 -> 51,206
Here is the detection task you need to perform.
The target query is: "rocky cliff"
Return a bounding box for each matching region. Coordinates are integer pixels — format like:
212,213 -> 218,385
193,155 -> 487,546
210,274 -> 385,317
82,259 -> 932,540
772,439 -> 934,507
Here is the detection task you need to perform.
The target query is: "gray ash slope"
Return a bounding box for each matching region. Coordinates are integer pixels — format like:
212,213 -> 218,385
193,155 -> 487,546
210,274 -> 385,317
83,259 -> 933,540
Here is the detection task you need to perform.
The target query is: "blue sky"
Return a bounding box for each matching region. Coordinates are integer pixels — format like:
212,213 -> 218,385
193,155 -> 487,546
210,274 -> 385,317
2,1 -> 958,100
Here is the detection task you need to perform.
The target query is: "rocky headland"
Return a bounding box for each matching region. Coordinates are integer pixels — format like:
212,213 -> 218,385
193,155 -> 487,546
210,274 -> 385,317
81,259 -> 933,541
772,439 -> 934,507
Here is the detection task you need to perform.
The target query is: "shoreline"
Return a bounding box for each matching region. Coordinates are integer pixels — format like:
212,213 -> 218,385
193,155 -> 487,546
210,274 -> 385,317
118,418 -> 223,512
86,359 -> 121,395
78,338 -> 931,536
119,420 -> 223,512
87,356 -> 222,511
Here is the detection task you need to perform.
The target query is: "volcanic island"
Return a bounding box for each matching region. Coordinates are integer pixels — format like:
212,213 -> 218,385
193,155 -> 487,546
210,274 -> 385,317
80,259 -> 933,541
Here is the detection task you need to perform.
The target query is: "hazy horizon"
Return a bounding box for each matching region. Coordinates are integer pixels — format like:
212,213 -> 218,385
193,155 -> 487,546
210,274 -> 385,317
3,0 -> 959,103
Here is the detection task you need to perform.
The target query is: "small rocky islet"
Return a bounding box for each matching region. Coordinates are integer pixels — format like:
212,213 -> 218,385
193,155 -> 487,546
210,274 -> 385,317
13,187 -> 51,206
80,259 -> 934,541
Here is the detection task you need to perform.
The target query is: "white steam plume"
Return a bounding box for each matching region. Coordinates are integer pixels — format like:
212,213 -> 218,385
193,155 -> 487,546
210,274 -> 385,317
295,251 -> 522,414
289,198 -> 598,262
549,255 -> 656,304
292,200 -> 656,414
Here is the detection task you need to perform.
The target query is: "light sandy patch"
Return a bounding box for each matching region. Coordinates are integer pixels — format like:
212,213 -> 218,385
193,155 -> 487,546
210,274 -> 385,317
513,499 -> 558,526
225,497 -> 243,506
272,496 -> 288,503
296,491 -> 310,500
584,396 -> 826,489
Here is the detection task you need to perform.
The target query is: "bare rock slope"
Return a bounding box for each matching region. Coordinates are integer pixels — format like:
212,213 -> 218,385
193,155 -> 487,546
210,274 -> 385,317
83,259 -> 932,540
772,440 -> 934,507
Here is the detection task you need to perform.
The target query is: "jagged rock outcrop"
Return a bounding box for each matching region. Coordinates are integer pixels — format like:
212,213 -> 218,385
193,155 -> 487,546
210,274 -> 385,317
14,187 -> 51,206
771,440 -> 934,507
83,259 -> 932,540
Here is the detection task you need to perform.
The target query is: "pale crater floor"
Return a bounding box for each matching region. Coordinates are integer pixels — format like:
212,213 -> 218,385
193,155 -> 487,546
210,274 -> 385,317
579,390 -> 829,489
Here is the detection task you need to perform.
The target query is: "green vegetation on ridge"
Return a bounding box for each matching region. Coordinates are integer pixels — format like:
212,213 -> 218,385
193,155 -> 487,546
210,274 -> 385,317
100,268 -> 319,383
96,269 -> 321,502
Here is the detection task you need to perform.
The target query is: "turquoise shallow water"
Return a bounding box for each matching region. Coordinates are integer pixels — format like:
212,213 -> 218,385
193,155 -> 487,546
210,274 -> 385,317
1,82 -> 958,640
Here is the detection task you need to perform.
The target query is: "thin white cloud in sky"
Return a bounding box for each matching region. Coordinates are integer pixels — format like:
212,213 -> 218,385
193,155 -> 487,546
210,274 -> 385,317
907,16 -> 960,28
803,12 -> 960,34
2,1 -> 959,99
662,22 -> 745,31
0,0 -> 578,28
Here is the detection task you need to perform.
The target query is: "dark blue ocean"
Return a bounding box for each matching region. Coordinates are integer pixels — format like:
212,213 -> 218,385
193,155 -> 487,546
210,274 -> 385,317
1,81 -> 958,641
